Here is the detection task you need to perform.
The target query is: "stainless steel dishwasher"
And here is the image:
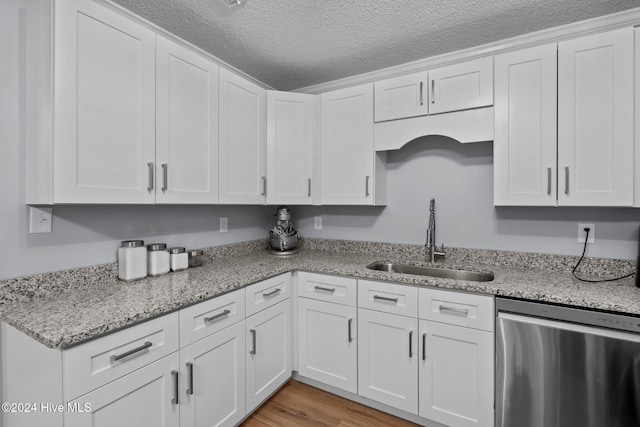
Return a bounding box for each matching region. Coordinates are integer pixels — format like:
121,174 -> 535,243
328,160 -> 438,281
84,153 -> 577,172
496,298 -> 640,427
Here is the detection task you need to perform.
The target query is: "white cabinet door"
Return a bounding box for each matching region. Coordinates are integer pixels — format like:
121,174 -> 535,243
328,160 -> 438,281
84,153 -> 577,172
358,308 -> 418,414
636,28 -> 640,207
266,91 -> 315,205
219,69 -> 267,204
180,321 -> 245,427
53,0 -> 156,203
429,57 -> 493,115
558,28 -> 634,206
374,72 -> 429,122
297,298 -> 357,393
65,353 -> 179,427
494,44 -> 557,206
320,84 -> 374,205
156,36 -> 219,204
419,320 -> 493,427
245,299 -> 292,412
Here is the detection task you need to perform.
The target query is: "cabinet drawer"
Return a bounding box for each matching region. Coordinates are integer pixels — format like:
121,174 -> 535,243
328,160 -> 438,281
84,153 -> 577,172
419,288 -> 494,332
245,273 -> 292,317
298,272 -> 357,306
63,312 -> 179,401
358,280 -> 418,317
180,288 -> 245,347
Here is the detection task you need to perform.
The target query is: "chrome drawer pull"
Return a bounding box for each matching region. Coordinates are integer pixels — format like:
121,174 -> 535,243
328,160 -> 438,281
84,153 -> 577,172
419,81 -> 424,106
261,176 -> 267,196
373,295 -> 398,303
263,288 -> 281,298
314,285 -> 336,293
365,176 -> 370,197
348,318 -> 353,343
308,178 -> 312,197
422,333 -> 427,361
250,329 -> 257,355
564,166 -> 569,195
204,309 -> 231,323
186,362 -> 194,395
147,162 -> 154,192
438,305 -> 469,316
547,167 -> 552,195
161,163 -> 168,192
171,370 -> 179,405
110,341 -> 152,362
431,79 -> 435,104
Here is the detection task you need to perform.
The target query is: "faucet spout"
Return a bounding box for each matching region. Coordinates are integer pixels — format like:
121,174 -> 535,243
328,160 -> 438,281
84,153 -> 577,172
425,198 -> 445,262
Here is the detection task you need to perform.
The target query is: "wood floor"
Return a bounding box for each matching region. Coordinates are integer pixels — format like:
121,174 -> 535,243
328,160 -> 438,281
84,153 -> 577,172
241,380 -> 419,427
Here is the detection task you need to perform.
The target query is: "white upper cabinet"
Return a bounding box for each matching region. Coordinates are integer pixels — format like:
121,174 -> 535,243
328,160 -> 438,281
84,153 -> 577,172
428,57 -> 494,115
266,91 -> 315,205
374,72 -> 429,122
373,57 -> 493,123
494,44 -> 558,206
156,36 -> 219,204
635,28 -> 640,208
558,28 -> 634,206
320,84 -> 378,205
219,69 -> 267,204
26,0 -> 157,204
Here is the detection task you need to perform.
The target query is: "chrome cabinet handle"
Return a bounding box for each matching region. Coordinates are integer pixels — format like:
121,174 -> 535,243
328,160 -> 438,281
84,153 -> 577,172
409,331 -> 413,358
110,341 -> 152,362
422,333 -> 427,361
250,329 -> 257,355
439,305 -> 469,316
171,370 -> 179,405
348,318 -> 353,343
431,79 -> 435,104
547,167 -> 552,195
261,176 -> 267,196
314,285 -> 335,293
308,178 -> 311,197
263,288 -> 281,298
204,309 -> 230,323
147,162 -> 154,192
373,295 -> 398,303
161,163 -> 168,192
365,176 -> 370,197
186,362 -> 194,395
419,81 -> 424,106
564,166 -> 569,195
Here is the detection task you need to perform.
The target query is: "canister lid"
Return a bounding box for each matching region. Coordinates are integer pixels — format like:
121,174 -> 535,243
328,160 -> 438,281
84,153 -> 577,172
169,247 -> 186,254
147,243 -> 167,251
121,240 -> 144,248
187,249 -> 204,257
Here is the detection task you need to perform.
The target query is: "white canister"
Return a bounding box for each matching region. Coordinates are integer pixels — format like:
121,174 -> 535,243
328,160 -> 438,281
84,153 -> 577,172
118,240 -> 147,281
169,247 -> 188,272
147,243 -> 170,276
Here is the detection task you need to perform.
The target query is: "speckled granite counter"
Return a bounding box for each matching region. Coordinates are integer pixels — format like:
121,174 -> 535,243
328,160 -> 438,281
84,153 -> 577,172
0,239 -> 638,349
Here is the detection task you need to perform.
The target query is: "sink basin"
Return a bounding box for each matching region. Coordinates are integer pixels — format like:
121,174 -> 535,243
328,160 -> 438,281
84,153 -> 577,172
366,262 -> 494,282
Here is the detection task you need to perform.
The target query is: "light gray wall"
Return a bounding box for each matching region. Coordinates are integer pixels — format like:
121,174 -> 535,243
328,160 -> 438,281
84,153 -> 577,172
0,1 -> 272,280
294,136 -> 640,260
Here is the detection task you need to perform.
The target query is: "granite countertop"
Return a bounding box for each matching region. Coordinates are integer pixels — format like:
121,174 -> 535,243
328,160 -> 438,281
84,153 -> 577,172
1,239 -> 638,349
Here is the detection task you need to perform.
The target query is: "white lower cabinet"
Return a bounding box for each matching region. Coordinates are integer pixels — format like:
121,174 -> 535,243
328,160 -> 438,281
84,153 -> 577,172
297,298 -> 357,393
419,320 -> 494,427
245,299 -> 293,412
179,321 -> 246,427
357,308 -> 419,415
65,353 -> 180,427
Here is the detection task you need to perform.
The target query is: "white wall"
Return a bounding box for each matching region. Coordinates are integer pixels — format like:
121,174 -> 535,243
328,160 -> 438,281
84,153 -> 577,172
294,136 -> 640,260
0,1 -> 273,280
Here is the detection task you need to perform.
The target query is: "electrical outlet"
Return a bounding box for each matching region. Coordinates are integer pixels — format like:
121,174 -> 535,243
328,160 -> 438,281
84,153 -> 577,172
29,207 -> 53,233
578,223 -> 595,244
220,217 -> 228,233
314,216 -> 322,230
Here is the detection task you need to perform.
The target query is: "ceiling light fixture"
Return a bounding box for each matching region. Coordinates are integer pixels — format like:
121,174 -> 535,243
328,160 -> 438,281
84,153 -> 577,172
218,0 -> 244,8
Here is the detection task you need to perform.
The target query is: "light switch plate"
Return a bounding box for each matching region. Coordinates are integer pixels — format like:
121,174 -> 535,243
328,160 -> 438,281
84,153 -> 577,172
220,217 -> 228,233
29,207 -> 53,233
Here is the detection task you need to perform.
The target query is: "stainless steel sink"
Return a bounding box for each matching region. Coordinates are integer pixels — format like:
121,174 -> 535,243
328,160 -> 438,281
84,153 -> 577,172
366,262 -> 494,282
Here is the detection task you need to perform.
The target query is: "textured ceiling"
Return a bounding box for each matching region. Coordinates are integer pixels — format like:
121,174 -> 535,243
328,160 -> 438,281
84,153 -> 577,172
112,0 -> 640,90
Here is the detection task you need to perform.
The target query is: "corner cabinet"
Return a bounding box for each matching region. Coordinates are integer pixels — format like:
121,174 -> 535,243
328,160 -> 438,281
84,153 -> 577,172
219,69 -> 267,204
319,84 -> 386,205
266,91 -> 315,205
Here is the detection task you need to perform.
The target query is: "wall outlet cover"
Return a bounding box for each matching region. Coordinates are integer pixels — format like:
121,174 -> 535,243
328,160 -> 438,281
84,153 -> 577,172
220,217 -> 228,233
578,223 -> 595,244
29,206 -> 53,233
314,216 -> 322,230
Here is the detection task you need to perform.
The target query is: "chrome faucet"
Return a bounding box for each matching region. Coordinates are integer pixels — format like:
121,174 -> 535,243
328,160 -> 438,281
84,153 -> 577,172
426,198 -> 445,262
